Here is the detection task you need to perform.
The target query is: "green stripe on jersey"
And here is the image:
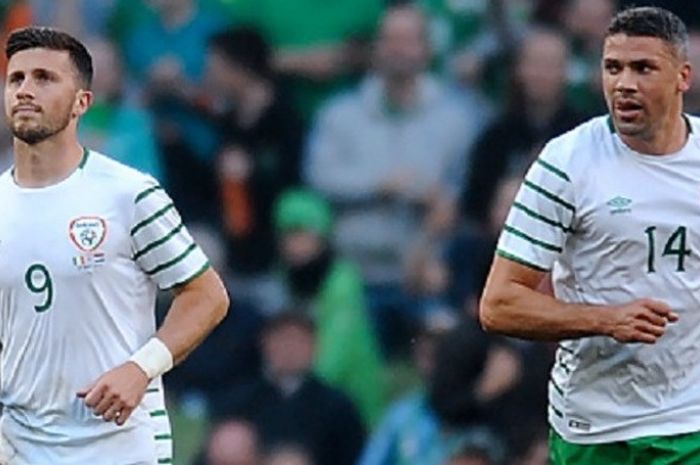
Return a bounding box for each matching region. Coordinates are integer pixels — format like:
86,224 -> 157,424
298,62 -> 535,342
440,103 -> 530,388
536,159 -> 570,182
504,225 -> 563,252
164,261 -> 211,290
135,185 -> 163,203
133,223 -> 185,260
145,243 -> 197,276
496,249 -> 549,272
158,459 -> 173,464
79,147 -> 90,168
550,377 -> 565,396
150,410 -> 168,417
558,345 -> 575,355
550,405 -> 564,418
513,202 -> 573,233
146,387 -> 160,393
155,434 -> 173,440
523,180 -> 575,212
131,203 -> 175,236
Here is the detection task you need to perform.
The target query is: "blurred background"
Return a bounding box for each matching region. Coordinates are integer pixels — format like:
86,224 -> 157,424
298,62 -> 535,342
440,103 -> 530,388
2,0 -> 700,464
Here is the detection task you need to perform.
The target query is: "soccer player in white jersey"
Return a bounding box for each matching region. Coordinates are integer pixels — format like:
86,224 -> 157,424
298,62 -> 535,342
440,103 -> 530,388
0,27 -> 229,465
480,6 -> 700,465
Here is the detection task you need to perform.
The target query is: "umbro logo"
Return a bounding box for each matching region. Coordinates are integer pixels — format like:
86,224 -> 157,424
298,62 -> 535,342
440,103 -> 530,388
606,196 -> 632,215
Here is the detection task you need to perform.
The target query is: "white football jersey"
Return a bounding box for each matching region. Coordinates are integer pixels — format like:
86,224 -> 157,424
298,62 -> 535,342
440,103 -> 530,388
498,115 -> 700,444
0,150 -> 209,464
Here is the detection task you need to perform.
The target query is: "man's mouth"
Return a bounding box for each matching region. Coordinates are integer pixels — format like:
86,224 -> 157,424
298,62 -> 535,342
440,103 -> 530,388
615,99 -> 644,121
13,105 -> 40,115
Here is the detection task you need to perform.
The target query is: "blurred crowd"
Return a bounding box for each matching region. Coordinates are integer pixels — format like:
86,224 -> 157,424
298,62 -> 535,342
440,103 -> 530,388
3,1 -> 700,464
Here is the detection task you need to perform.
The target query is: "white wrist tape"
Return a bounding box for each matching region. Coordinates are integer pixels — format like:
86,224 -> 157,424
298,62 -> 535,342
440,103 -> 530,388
128,337 -> 174,379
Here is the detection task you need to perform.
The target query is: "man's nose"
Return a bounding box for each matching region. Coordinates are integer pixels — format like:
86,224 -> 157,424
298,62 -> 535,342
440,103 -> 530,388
615,68 -> 638,93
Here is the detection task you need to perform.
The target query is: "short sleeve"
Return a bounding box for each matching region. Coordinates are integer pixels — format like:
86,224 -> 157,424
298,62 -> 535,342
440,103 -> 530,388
496,143 -> 576,271
130,180 -> 210,289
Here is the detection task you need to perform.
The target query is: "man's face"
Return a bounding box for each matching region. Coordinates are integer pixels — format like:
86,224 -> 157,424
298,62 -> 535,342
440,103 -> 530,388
5,48 -> 88,145
374,8 -> 430,80
262,324 -> 315,378
516,31 -> 568,106
205,49 -> 249,97
602,34 -> 690,139
280,230 -> 323,266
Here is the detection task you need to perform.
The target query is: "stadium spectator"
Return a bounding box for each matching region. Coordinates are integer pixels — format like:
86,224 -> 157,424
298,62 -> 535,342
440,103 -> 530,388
359,311 -> 512,465
305,3 -> 478,356
203,419 -> 262,465
215,312 -> 366,465
273,189 -> 385,426
205,27 -> 303,311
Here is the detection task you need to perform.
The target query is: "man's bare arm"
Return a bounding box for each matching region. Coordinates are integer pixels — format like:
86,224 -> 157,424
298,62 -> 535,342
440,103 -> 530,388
156,267 -> 229,364
480,255 -> 677,342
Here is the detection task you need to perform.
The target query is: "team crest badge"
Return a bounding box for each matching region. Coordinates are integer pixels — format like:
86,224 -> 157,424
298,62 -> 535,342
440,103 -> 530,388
69,216 -> 107,252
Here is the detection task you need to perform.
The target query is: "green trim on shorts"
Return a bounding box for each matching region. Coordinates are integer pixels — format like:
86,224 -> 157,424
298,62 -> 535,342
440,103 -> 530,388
550,429 -> 700,465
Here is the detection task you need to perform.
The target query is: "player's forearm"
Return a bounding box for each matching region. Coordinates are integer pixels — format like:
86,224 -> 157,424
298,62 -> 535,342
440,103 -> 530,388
156,269 -> 229,365
480,280 -> 608,341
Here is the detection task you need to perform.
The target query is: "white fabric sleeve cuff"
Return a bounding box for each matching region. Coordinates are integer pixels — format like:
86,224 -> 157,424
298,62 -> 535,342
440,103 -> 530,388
128,337 -> 174,379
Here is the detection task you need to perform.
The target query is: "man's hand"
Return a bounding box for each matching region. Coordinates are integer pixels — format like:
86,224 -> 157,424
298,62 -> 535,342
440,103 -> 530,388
606,298 -> 679,344
76,362 -> 150,426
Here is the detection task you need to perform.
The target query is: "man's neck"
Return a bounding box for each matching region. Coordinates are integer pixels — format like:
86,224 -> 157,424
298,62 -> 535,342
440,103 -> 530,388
384,75 -> 420,110
620,113 -> 688,155
13,136 -> 84,188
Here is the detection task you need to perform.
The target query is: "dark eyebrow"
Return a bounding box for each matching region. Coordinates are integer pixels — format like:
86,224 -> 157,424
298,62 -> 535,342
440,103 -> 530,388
32,67 -> 60,77
603,57 -> 658,66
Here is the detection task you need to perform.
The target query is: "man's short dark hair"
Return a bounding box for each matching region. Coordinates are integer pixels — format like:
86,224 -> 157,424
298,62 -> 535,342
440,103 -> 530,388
5,26 -> 93,88
607,6 -> 689,59
262,311 -> 316,336
208,27 -> 272,79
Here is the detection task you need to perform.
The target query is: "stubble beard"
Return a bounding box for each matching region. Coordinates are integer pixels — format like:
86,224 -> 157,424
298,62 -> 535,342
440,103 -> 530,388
9,110 -> 72,145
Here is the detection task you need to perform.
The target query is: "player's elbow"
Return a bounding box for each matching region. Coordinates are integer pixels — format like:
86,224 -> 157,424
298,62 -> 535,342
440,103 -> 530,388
478,288 -> 509,334
211,285 -> 230,325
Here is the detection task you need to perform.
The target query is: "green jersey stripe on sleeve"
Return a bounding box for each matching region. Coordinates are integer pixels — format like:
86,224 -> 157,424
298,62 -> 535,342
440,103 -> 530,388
496,249 -> 549,271
513,202 -> 574,233
158,459 -> 173,464
504,225 -> 563,252
537,159 -> 571,182
550,377 -> 565,397
550,404 -> 564,418
133,223 -> 185,260
150,410 -> 168,417
131,203 -> 175,236
134,185 -> 163,203
163,261 -> 211,290
144,243 -> 197,276
155,434 -> 173,440
523,180 -> 575,212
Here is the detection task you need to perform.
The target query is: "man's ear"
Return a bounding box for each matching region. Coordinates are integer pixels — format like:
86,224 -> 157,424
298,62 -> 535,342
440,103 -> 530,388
679,61 -> 692,93
73,89 -> 93,118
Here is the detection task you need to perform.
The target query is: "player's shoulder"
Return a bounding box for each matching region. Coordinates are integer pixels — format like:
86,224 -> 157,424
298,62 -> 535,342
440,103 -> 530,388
538,115 -> 612,172
82,149 -> 160,200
